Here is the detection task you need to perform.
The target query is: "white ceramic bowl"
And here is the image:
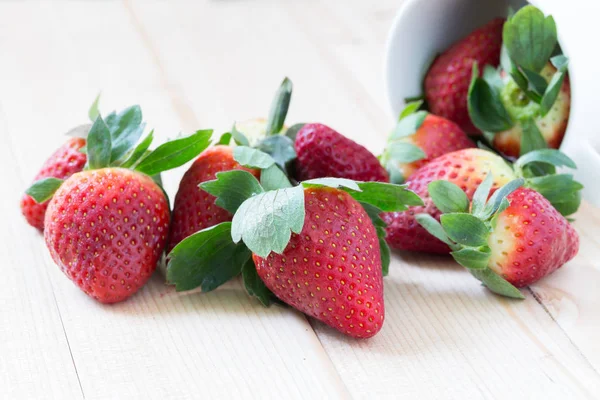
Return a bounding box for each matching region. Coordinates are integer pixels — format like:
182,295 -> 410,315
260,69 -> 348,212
385,0 -> 600,206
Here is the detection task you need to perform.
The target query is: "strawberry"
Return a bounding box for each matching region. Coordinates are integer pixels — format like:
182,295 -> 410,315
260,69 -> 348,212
417,177 -> 579,298
21,136 -> 87,230
383,146 -> 583,254
381,102 -> 475,183
425,18 -> 504,134
383,148 -> 515,253
252,187 -> 384,338
486,187 -> 578,287
44,168 -> 170,303
490,63 -> 570,158
166,77 -> 295,252
168,145 -> 259,253
468,6 -> 570,158
294,123 -> 389,183
167,158 -> 421,338
27,107 -> 213,303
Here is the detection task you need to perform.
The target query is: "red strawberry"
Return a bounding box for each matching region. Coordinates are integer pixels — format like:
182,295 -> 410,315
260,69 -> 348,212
294,123 -> 389,182
252,187 -> 384,338
424,18 -> 504,134
168,145 -> 260,253
382,110 -> 475,182
29,112 -> 212,303
21,137 -> 87,230
44,168 -> 170,303
383,148 -> 515,253
491,64 -> 571,158
487,187 -> 578,287
418,180 -> 579,298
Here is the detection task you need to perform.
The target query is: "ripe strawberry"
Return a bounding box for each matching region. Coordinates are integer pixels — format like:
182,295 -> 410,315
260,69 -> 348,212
491,63 -> 571,158
27,110 -> 212,303
44,168 -> 170,303
294,123 -> 389,182
424,18 -> 504,134
487,187 -> 578,287
382,148 -> 515,253
251,187 -> 384,338
168,145 -> 260,253
382,106 -> 475,183
21,137 -> 87,230
417,178 -> 579,298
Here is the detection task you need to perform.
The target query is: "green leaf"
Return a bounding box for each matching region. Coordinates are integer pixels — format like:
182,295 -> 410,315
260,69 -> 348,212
482,65 -> 503,90
471,173 -> 495,218
360,202 -> 386,228
549,190 -> 582,217
88,93 -> 101,122
503,5 -> 557,73
201,170 -> 264,214
231,124 -> 250,146
398,100 -> 424,120
451,246 -> 491,270
540,65 -> 567,116
428,180 -> 469,214
242,258 -> 276,306
233,146 -> 276,169
260,164 -> 292,191
468,63 -> 514,133
25,177 -> 64,203
120,130 -> 154,168
104,105 -> 145,163
86,116 -> 112,169
481,178 -> 525,219
440,213 -> 489,247
525,174 -> 583,216
551,55 -> 569,71
351,182 -> 423,212
167,222 -> 250,292
385,141 -> 426,164
415,213 -> 454,246
218,132 -> 232,145
285,123 -> 305,142
376,226 -> 391,276
385,161 -> 406,184
135,129 -> 212,176
302,177 -> 360,191
519,118 -> 547,156
470,268 -> 525,299
390,111 -> 427,139
521,68 -> 548,97
232,185 -> 305,258
265,77 -> 293,135
256,135 -> 297,168
516,148 -> 576,170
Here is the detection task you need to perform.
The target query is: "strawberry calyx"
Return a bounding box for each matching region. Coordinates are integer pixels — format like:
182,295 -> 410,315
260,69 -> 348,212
166,146 -> 423,305
416,173 -> 526,299
221,77 -> 301,178
467,5 -> 568,141
26,102 -> 212,204
380,100 -> 428,183
513,149 -> 583,216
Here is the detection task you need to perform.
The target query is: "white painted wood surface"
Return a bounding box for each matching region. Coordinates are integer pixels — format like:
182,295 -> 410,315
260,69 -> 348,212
1,1 -> 598,399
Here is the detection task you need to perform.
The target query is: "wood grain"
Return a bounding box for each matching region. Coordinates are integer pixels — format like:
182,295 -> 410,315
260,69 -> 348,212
0,1 -> 598,399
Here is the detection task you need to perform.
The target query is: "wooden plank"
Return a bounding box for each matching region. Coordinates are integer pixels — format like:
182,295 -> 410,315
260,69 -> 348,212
530,202 -> 600,371
313,248 -> 600,399
0,106 -> 83,399
0,2 -> 349,399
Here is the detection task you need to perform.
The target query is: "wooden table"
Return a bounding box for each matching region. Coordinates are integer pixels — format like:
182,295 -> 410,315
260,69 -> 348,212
2,1 -> 599,399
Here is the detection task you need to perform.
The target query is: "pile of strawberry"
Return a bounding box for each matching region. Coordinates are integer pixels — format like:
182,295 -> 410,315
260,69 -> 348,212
21,5 -> 583,339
